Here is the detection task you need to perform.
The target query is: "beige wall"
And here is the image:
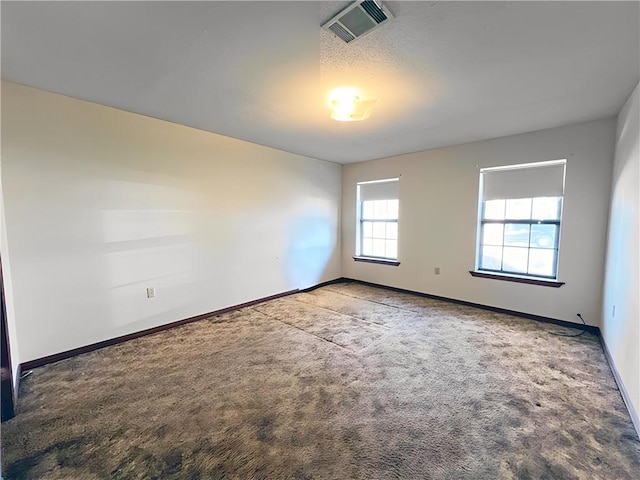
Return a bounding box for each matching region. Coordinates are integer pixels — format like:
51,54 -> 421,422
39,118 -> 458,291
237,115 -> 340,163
0,164 -> 20,389
1,81 -> 342,363
602,82 -> 639,428
342,118 -> 615,326
1,79 -> 628,385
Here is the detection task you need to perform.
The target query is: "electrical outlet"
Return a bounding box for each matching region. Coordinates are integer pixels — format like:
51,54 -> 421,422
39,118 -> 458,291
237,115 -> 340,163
434,267 -> 440,275
146,287 -> 155,299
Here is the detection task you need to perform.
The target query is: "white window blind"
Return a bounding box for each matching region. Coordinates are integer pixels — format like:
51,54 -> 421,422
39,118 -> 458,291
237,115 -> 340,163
481,161 -> 565,201
358,178 -> 399,202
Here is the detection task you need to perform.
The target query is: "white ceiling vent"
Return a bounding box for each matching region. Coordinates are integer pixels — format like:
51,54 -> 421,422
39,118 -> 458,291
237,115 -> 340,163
322,0 -> 394,44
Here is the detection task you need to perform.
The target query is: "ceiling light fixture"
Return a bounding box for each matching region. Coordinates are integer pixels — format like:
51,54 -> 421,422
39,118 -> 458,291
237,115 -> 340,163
328,87 -> 376,122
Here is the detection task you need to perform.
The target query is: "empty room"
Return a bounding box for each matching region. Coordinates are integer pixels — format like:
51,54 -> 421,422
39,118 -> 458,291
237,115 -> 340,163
1,1 -> 639,479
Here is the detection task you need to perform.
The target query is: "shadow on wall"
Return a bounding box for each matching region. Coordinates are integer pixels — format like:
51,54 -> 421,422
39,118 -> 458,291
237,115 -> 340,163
101,180 -> 206,333
603,158 -> 638,341
99,180 -> 340,334
286,212 -> 337,290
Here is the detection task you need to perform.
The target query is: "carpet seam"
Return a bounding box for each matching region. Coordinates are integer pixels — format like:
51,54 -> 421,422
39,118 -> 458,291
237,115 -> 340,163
251,306 -> 356,354
321,285 -> 430,315
289,296 -> 391,331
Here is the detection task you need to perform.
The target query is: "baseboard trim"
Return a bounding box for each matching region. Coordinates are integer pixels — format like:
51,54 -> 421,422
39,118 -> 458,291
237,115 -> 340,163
600,335 -> 640,439
301,277 -> 350,292
20,287 -> 304,372
342,278 -> 600,335
16,276 -> 599,386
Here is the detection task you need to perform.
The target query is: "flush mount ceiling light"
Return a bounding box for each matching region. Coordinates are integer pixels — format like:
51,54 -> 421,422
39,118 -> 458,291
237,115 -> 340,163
322,0 -> 394,44
328,87 -> 377,122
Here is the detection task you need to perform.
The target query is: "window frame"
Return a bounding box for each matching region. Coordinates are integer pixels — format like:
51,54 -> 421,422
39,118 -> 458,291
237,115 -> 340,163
355,178 -> 400,265
359,199 -> 399,261
473,160 -> 566,282
478,206 -> 561,279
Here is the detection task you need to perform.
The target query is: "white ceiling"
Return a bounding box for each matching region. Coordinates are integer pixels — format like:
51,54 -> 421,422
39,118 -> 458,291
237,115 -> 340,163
2,1 -> 638,164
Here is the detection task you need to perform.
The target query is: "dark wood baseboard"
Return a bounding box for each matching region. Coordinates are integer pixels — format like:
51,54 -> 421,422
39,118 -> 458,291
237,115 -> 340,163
20,287 -> 303,372
301,277 -> 350,292
342,278 -> 600,335
17,276 -> 598,392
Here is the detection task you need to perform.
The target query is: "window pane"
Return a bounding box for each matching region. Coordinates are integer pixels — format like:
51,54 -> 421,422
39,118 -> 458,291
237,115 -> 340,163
386,222 -> 398,240
362,238 -> 373,256
362,221 -> 373,238
502,247 -> 528,273
482,224 -> 504,246
532,197 -> 561,220
373,200 -> 387,219
372,222 -> 386,238
480,245 -> 502,270
386,240 -> 398,259
505,198 -> 532,220
484,200 -> 505,220
530,224 -> 557,249
387,199 -> 399,220
362,201 -> 374,219
504,224 -> 530,247
372,239 -> 386,257
528,248 -> 555,277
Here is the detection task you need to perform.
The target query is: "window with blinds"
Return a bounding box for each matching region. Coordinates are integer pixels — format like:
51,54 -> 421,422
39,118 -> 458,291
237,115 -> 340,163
356,178 -> 399,260
476,160 -> 566,279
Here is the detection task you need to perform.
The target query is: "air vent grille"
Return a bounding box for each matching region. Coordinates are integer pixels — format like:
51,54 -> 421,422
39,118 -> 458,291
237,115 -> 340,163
329,23 -> 356,43
322,0 -> 394,44
361,0 -> 387,24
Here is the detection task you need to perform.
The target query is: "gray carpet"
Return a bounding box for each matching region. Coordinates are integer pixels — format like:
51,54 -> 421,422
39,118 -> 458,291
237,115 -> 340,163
2,282 -> 639,479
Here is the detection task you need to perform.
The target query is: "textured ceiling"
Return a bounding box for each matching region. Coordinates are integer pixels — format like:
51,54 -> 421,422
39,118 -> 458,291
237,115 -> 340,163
2,1 -> 639,164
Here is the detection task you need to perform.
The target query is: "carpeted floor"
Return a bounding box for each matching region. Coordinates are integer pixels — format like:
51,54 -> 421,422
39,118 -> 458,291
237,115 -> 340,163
2,282 -> 640,479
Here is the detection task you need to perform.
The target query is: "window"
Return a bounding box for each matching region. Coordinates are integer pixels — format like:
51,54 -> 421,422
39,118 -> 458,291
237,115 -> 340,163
356,178 -> 399,262
475,160 -> 565,280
